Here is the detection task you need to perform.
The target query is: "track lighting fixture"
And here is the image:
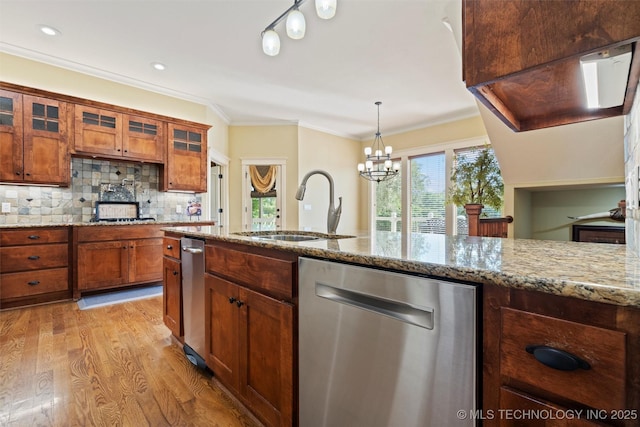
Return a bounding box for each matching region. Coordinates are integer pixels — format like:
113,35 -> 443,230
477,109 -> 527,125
261,0 -> 337,56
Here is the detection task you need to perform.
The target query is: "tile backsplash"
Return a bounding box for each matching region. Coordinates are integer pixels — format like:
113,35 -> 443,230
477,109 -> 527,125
624,84 -> 640,256
0,158 -> 203,225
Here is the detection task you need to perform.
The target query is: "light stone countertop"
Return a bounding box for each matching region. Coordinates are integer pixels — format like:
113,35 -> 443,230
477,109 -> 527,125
0,220 -> 214,228
163,226 -> 640,309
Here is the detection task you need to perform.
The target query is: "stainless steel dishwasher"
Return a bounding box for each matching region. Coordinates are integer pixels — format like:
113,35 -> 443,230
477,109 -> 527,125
299,257 -> 477,427
180,237 -> 207,370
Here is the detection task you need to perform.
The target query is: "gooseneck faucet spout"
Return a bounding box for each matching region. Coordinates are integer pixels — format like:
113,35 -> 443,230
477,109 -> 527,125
296,170 -> 342,235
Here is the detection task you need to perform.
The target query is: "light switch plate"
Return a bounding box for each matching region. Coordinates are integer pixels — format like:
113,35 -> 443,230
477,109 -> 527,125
1,202 -> 10,213
176,205 -> 182,213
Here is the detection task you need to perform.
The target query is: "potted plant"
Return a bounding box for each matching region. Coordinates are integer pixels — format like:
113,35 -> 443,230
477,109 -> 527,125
447,145 -> 504,223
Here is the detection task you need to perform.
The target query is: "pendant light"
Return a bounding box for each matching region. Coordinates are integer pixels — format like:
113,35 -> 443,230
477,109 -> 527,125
262,0 -> 337,56
262,30 -> 281,56
315,0 -> 337,19
286,8 -> 306,39
358,102 -> 400,183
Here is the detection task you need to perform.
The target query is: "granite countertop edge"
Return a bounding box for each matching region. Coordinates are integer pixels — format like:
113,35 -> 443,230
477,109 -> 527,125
0,220 -> 215,228
162,227 -> 640,310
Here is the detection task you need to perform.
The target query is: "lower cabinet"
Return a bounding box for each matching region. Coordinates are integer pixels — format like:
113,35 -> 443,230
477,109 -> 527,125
484,284 -> 640,427
77,238 -> 163,291
204,241 -> 296,427
75,225 -> 164,298
0,226 -> 71,309
163,235 -> 182,339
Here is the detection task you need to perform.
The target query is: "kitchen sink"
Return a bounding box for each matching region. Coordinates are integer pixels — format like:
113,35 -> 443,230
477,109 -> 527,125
232,231 -> 356,241
257,234 -> 324,242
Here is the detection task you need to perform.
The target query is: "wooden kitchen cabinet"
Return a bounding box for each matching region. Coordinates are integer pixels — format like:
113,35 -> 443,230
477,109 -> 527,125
483,283 -> 640,426
0,89 -> 70,185
162,122 -> 208,192
73,105 -> 164,163
163,235 -> 182,339
0,227 -> 71,309
205,241 -> 296,427
463,0 -> 640,132
74,225 -> 164,298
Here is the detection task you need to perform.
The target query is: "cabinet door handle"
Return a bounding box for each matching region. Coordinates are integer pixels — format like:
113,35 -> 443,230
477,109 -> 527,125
28,235 -> 40,240
28,280 -> 40,286
16,171 -> 21,176
229,297 -> 236,304
525,345 -> 591,371
236,300 -> 244,307
173,271 -> 179,276
25,172 -> 30,176
28,255 -> 40,260
167,245 -> 173,249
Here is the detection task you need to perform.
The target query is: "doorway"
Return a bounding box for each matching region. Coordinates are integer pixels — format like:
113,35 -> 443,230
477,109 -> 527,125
242,160 -> 286,231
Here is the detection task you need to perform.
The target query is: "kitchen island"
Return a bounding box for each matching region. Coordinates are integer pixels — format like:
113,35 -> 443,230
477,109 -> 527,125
164,226 -> 640,427
163,226 -> 639,307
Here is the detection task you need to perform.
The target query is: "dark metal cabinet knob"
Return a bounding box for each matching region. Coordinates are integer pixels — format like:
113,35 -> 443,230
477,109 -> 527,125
229,297 -> 236,304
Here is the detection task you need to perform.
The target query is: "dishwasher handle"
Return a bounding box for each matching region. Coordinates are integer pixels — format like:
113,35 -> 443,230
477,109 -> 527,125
315,282 -> 434,329
182,246 -> 204,254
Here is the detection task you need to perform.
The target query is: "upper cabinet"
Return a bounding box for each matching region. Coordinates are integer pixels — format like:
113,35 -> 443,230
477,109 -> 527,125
73,105 -> 164,163
0,89 -> 70,186
463,0 -> 640,132
1,82 -> 210,193
162,122 -> 208,193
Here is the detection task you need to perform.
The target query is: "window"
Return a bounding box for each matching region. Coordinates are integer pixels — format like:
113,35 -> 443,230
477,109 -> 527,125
453,146 -> 502,236
410,152 -> 446,234
372,139 -> 502,236
242,161 -> 286,231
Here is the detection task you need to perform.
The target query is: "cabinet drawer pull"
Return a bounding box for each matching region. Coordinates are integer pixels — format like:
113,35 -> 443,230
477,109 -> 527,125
28,255 -> 40,260
229,297 -> 236,304
28,235 -> 41,240
28,280 -> 40,286
236,300 -> 244,307
525,345 -> 591,371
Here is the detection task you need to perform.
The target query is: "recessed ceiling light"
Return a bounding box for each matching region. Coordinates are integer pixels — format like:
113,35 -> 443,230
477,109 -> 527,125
39,25 -> 61,36
151,62 -> 166,71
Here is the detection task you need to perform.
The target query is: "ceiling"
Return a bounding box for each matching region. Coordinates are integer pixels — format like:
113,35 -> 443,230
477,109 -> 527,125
0,0 -> 479,140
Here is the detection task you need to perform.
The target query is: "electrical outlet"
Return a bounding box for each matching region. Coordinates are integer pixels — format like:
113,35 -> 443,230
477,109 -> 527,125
176,205 -> 182,214
1,202 -> 10,213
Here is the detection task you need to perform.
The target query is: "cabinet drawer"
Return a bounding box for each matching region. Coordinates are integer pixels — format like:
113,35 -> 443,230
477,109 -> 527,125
500,307 -> 626,412
499,387 -> 606,427
205,245 -> 295,300
78,225 -> 164,242
0,243 -> 69,273
163,237 -> 181,259
1,268 -> 69,298
1,228 -> 69,245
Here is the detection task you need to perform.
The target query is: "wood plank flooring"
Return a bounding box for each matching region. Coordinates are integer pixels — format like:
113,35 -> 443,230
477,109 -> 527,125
0,296 -> 261,427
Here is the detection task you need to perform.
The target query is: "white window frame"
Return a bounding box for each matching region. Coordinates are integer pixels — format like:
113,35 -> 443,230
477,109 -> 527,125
369,136 -> 489,236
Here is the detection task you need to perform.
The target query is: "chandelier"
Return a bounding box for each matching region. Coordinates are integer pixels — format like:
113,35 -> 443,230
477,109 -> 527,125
262,0 -> 337,56
358,102 -> 400,182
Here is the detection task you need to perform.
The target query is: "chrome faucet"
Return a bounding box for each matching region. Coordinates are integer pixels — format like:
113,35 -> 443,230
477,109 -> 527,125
296,170 -> 342,235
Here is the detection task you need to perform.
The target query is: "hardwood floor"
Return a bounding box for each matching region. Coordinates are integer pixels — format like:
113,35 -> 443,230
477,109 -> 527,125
0,296 -> 261,427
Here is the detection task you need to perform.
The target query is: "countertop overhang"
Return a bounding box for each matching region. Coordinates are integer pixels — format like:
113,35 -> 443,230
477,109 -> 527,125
163,226 -> 640,309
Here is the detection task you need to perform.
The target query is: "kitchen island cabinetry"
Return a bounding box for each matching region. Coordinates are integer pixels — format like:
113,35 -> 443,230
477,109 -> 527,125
0,227 -> 71,309
74,225 -> 164,298
483,283 -> 640,426
163,234 -> 182,339
204,240 -> 296,427
0,88 -> 70,186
